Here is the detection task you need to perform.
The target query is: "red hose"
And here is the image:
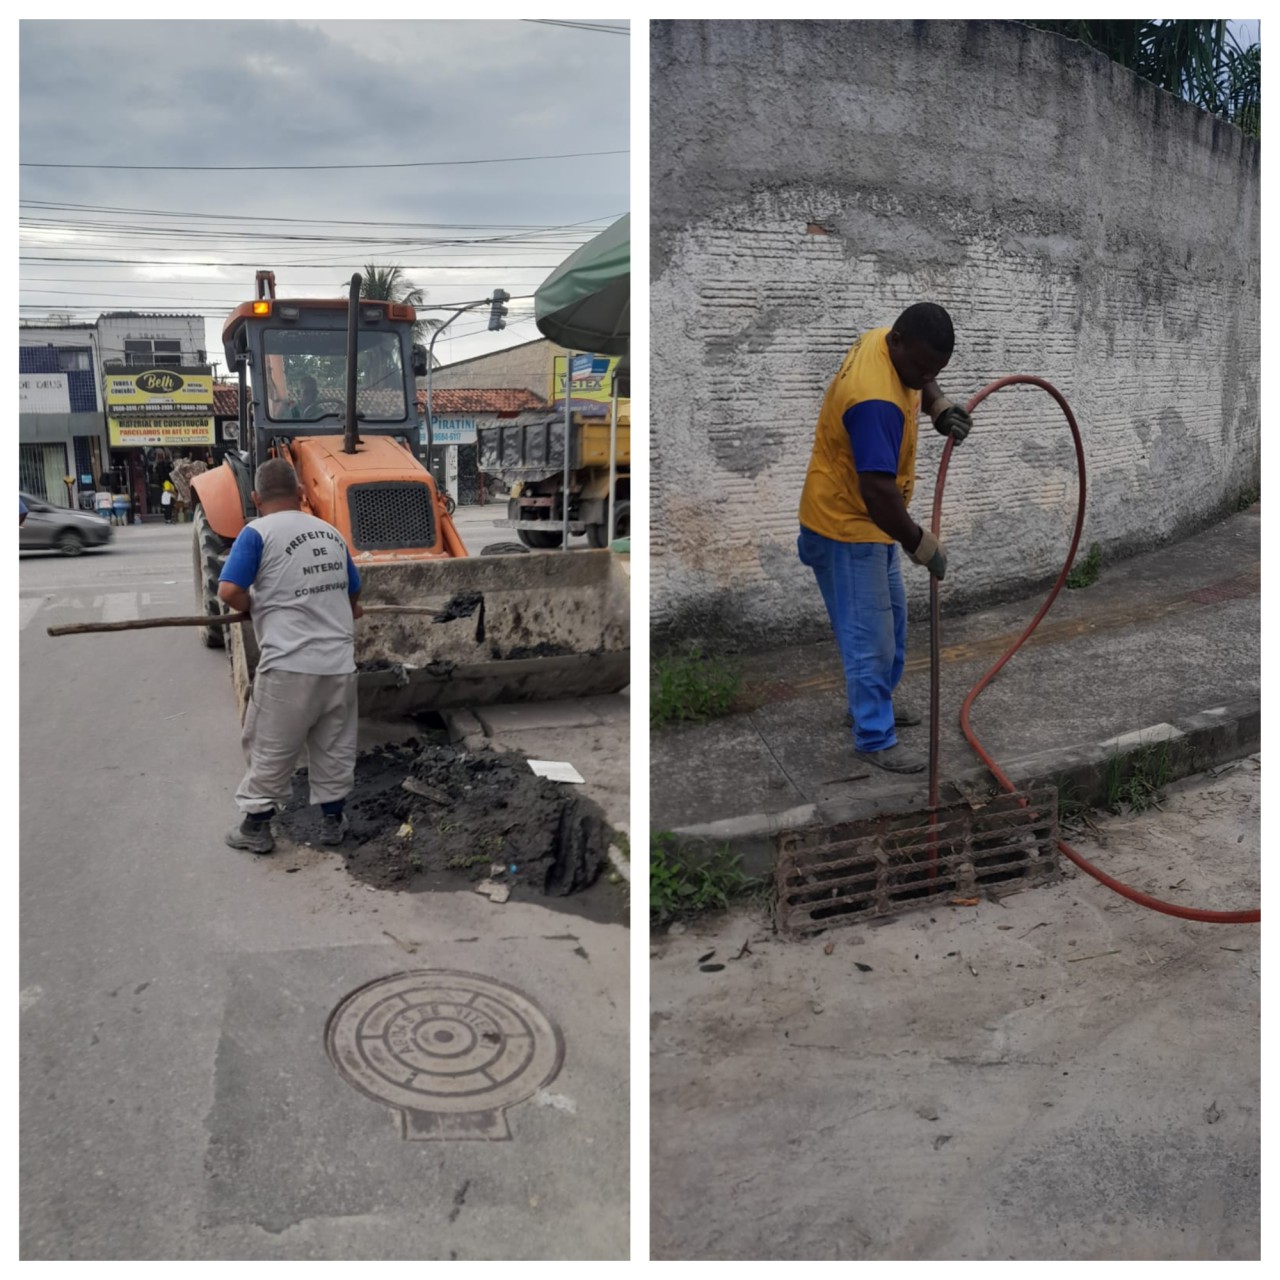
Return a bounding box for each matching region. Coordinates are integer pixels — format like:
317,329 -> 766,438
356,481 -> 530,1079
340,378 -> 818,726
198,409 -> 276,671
928,375 -> 1260,925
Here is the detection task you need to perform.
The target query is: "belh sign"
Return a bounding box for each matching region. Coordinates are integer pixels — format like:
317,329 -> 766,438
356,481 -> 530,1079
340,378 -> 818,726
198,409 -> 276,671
106,367 -> 215,447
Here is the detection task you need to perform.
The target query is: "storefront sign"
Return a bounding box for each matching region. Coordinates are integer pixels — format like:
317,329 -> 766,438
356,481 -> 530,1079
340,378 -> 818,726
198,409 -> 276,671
19,373 -> 70,414
423,416 -> 479,447
106,367 -> 214,447
551,355 -> 626,406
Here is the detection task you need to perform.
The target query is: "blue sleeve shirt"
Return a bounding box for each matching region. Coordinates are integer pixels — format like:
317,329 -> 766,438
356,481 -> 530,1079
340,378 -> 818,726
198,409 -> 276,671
842,400 -> 905,475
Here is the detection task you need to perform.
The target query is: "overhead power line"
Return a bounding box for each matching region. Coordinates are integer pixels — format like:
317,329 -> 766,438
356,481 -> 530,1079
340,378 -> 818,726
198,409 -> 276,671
21,199 -> 623,234
523,19 -> 629,35
21,149 -> 628,172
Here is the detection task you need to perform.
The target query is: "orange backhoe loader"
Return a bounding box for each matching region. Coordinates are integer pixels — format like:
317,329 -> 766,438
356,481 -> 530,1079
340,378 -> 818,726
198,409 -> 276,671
191,272 -> 629,718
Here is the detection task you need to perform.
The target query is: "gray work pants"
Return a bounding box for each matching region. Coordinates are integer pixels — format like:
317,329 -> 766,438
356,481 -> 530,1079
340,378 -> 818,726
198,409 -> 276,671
235,669 -> 359,814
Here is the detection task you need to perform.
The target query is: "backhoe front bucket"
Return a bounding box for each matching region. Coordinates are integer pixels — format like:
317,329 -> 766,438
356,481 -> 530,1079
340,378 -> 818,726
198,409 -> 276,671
356,549 -> 630,716
229,549 -> 630,721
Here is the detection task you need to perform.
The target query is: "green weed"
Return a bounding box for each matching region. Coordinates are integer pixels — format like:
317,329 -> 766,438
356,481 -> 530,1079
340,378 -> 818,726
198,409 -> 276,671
651,650 -> 741,728
650,831 -> 759,926
1054,776 -> 1091,832
446,852 -> 492,870
1066,542 -> 1102,589
1104,743 -> 1170,814
1234,482 -> 1260,512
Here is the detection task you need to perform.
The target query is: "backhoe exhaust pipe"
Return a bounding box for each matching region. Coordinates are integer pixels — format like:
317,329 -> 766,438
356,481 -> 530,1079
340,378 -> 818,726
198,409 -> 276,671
345,273 -> 361,455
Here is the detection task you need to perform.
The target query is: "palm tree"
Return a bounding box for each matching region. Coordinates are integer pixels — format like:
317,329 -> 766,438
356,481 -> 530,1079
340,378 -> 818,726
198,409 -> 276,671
354,264 -> 442,350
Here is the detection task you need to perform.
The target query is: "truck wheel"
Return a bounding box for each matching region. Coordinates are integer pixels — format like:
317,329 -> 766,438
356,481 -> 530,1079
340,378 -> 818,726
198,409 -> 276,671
193,505 -> 231,649
517,527 -> 565,550
587,502 -> 630,547
612,501 -> 630,541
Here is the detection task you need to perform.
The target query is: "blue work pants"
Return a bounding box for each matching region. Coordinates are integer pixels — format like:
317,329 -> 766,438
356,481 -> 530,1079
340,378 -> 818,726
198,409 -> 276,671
797,526 -> 907,752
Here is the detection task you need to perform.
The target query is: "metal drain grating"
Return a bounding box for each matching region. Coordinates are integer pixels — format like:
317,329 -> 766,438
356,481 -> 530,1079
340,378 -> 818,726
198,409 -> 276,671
776,785 -> 1061,934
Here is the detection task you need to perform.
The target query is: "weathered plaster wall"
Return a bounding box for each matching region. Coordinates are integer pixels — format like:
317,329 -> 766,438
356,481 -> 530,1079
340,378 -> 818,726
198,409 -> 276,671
651,19 -> 1260,648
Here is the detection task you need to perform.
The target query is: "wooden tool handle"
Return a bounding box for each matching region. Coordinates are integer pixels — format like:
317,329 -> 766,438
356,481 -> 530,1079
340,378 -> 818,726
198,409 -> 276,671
44,603 -> 443,637
47,613 -> 251,636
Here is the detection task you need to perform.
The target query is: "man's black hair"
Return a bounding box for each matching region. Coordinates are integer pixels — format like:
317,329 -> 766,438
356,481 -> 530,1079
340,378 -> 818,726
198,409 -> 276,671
892,302 -> 955,358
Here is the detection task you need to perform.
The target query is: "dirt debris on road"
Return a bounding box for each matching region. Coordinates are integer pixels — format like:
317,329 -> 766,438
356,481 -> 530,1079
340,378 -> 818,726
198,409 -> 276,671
276,738 -> 612,899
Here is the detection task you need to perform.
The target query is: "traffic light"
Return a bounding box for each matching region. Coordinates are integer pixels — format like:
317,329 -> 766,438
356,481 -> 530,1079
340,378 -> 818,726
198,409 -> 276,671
487,289 -> 510,332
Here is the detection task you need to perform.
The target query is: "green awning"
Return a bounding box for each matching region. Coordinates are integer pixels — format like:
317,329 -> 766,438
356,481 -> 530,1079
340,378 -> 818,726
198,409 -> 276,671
535,213 -> 630,357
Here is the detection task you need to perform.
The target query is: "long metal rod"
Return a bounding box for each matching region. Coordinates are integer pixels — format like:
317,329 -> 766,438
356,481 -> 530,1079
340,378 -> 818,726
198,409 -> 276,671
562,349 -> 573,550
606,368 -> 618,545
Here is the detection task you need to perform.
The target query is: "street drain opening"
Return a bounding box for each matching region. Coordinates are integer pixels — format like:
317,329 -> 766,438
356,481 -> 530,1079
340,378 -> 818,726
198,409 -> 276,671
776,786 -> 1062,933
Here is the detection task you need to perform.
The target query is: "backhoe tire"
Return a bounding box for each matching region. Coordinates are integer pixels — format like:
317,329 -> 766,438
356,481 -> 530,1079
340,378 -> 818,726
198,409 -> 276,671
193,504 -> 231,649
517,527 -> 565,550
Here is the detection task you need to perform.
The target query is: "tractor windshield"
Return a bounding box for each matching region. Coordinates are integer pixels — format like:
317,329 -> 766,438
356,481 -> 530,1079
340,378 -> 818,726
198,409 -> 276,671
261,328 -> 408,423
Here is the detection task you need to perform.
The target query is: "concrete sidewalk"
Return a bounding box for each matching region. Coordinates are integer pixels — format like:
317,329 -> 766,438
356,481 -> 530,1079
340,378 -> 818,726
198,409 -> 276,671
651,506 -> 1260,873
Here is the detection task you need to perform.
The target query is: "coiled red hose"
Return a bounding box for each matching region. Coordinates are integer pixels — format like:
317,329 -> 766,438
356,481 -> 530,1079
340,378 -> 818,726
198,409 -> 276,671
928,375 -> 1260,925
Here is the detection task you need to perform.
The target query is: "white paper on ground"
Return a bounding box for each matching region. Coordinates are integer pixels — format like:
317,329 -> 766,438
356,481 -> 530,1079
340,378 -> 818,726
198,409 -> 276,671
527,759 -> 585,784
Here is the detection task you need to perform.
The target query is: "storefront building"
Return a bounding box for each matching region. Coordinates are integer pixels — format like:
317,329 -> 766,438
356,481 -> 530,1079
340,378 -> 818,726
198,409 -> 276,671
415,387 -> 548,505
19,324 -> 108,509
96,313 -> 213,519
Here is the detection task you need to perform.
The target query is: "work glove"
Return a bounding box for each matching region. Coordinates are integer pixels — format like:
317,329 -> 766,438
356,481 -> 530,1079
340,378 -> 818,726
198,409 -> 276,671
931,397 -> 973,445
909,527 -> 948,581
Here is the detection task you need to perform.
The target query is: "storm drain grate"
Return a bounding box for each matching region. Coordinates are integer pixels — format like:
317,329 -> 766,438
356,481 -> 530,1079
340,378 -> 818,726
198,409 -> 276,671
776,785 -> 1061,934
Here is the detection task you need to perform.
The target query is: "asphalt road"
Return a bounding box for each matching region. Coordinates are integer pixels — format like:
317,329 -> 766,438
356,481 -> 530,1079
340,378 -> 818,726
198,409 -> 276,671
19,521 -> 629,1260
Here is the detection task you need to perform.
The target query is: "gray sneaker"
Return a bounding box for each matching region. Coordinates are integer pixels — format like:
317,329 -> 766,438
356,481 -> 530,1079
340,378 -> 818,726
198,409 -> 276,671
226,816 -> 275,854
320,812 -> 350,846
854,744 -> 926,774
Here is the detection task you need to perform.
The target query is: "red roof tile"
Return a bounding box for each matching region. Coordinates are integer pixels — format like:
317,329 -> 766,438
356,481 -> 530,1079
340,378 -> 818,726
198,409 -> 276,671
416,387 -> 547,416
213,385 -> 239,416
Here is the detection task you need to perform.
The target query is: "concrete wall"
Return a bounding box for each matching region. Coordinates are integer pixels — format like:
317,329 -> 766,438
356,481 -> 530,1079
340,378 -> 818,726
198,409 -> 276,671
651,19 -> 1261,649
432,339 -> 562,400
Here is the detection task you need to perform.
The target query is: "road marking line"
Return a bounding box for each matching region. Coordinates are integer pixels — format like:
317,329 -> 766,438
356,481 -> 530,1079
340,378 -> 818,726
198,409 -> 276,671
18,599 -> 43,631
101,593 -> 138,624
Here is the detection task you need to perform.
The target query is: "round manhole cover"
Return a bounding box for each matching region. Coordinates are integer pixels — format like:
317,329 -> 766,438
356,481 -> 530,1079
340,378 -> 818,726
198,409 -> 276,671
326,970 -> 564,1141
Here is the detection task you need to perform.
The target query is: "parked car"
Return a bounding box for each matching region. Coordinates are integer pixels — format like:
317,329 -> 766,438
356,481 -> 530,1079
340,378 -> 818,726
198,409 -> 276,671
19,492 -> 114,556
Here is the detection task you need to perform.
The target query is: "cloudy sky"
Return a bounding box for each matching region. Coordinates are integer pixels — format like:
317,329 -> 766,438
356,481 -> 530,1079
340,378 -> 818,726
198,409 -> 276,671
19,19 -> 630,375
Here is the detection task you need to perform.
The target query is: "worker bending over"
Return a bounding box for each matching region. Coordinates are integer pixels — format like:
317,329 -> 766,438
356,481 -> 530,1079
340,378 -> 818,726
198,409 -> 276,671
218,457 -> 364,853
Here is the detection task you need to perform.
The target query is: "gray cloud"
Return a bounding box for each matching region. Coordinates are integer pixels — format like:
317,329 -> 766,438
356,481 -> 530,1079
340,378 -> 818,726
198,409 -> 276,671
20,18 -> 630,364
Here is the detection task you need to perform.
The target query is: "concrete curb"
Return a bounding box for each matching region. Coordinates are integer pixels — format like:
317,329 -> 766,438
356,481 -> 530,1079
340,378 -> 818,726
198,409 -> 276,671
665,699 -> 1261,878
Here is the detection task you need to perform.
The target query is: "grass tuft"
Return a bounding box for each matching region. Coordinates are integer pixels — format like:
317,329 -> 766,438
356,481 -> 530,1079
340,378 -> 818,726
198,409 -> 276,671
651,650 -> 741,728
1066,542 -> 1102,589
650,831 -> 760,926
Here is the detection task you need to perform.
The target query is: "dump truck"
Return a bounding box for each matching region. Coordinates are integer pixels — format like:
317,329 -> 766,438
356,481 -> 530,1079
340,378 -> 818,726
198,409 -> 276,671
477,408 -> 630,550
191,272 -> 629,718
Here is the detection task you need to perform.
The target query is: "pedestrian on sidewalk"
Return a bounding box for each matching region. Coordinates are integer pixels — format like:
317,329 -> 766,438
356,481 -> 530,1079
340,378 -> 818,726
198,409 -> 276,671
160,481 -> 175,523
94,488 -> 115,523
797,302 -> 973,774
217,457 -> 364,854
